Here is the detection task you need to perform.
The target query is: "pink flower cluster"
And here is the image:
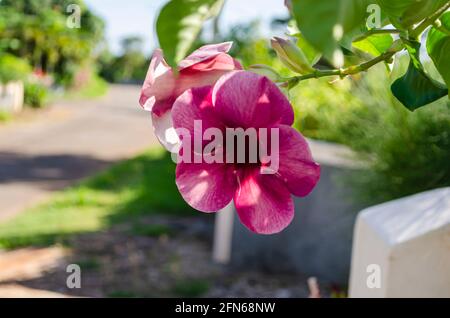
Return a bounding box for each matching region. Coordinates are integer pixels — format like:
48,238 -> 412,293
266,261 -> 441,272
140,43 -> 320,234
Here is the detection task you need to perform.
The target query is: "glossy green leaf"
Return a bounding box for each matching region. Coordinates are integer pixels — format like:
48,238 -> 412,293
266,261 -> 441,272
291,0 -> 370,65
156,0 -> 224,67
353,33 -> 393,56
376,0 -> 449,29
427,11 -> 450,92
391,41 -> 448,111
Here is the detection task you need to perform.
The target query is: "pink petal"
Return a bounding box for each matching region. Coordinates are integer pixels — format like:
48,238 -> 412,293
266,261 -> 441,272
212,71 -> 294,128
178,42 -> 233,70
276,125 -> 321,197
182,53 -> 243,73
234,167 -> 294,234
172,86 -> 224,144
151,110 -> 181,153
176,162 -> 237,212
139,49 -> 176,114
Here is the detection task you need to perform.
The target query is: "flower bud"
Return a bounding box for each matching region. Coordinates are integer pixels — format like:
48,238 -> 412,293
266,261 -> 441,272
271,36 -> 314,74
248,64 -> 282,82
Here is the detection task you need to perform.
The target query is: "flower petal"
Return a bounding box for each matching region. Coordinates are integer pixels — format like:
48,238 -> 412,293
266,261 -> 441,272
176,162 -> 237,212
152,110 -> 181,153
181,53 -> 243,73
212,71 -> 294,128
172,86 -> 224,142
139,49 -> 176,115
276,125 -> 321,197
234,168 -> 294,234
178,42 -> 233,70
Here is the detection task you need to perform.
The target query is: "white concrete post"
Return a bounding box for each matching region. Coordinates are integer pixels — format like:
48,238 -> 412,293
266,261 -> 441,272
0,81 -> 24,113
212,203 -> 235,264
349,187 -> 450,298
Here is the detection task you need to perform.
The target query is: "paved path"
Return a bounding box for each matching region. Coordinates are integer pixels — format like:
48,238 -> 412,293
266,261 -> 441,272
0,85 -> 158,222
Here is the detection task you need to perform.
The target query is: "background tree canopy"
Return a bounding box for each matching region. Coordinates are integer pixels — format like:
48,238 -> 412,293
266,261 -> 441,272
0,0 -> 104,86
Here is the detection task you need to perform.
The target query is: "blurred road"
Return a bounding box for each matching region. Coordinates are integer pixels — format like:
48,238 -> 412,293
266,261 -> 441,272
0,85 -> 158,222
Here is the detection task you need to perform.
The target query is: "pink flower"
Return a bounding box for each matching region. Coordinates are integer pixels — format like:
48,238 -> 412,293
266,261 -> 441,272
139,42 -> 242,152
172,71 -> 321,234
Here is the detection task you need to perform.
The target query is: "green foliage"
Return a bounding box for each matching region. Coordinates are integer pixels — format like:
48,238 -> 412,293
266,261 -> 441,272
391,61 -> 448,110
24,82 -> 49,108
391,39 -> 448,110
427,11 -> 450,93
290,0 -> 370,62
156,0 -> 225,67
0,54 -> 31,83
0,0 -> 104,87
375,0 -> 448,29
352,34 -> 393,57
285,0 -> 450,110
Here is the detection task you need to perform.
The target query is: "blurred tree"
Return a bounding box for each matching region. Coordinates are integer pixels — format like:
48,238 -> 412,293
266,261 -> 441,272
98,36 -> 148,83
0,0 -> 104,86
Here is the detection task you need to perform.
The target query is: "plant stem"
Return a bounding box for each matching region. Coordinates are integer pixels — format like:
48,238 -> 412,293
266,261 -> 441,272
353,29 -> 400,42
287,42 -> 403,86
410,1 -> 450,38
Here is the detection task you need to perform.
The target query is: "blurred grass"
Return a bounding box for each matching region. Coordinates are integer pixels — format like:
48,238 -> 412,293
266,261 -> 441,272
172,279 -> 211,297
0,111 -> 11,122
0,148 -> 196,250
129,223 -> 174,238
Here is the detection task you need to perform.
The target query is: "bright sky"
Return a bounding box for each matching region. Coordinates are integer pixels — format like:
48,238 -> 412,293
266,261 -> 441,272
84,0 -> 288,54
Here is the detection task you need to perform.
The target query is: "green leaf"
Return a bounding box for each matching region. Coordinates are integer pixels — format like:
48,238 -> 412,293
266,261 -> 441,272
391,39 -> 448,111
156,0 -> 224,67
376,0 -> 449,29
352,33 -> 393,56
391,62 -> 448,111
427,11 -> 450,92
294,33 -> 321,66
291,0 -> 370,66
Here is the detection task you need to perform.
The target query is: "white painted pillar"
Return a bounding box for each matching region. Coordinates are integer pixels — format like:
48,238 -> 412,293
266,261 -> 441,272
0,81 -> 24,113
212,203 -> 235,264
349,187 -> 450,298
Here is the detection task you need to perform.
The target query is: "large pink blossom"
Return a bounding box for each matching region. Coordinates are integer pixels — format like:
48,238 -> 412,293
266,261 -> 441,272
139,42 -> 242,152
172,71 -> 321,234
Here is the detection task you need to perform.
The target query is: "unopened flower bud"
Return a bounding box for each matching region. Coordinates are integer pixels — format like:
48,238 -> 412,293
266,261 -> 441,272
271,36 -> 314,74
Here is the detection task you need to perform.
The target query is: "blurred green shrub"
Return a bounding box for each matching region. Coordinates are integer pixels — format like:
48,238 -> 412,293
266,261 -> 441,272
0,0 -> 104,88
24,83 -> 48,108
0,54 -> 31,83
